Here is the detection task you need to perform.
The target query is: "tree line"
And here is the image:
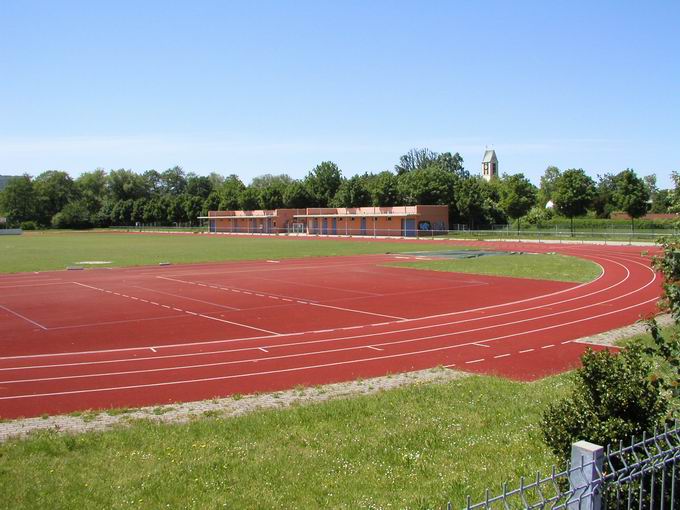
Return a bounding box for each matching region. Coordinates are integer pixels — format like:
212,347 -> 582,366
0,148 -> 674,231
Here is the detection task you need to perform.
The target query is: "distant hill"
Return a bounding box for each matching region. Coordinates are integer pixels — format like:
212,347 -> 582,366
0,175 -> 19,191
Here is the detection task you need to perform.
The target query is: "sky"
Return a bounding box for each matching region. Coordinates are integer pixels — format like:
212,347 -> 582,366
1,0 -> 678,188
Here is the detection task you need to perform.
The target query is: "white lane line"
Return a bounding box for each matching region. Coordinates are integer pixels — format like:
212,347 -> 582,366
465,359 -> 485,364
173,307 -> 183,312
196,314 -> 280,335
134,285 -> 240,312
46,314 -> 188,330
473,343 -> 490,348
150,347 -> 157,353
185,311 -> 198,316
2,253 -> 650,365
309,302 -> 406,320
3,295 -> 658,383
560,340 -> 572,344
0,282 -> 69,289
0,304 -> 48,330
259,347 -> 269,353
493,354 -> 511,359
519,348 -> 535,353
541,344 -> 555,349
4,254 -> 652,367
367,346 -> 383,351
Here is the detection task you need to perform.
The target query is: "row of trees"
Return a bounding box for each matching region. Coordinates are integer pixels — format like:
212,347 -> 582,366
0,148 -> 674,230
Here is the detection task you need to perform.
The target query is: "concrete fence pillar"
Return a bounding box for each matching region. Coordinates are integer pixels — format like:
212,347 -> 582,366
568,440 -> 604,510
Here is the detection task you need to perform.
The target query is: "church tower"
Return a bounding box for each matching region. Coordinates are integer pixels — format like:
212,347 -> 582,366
481,149 -> 498,181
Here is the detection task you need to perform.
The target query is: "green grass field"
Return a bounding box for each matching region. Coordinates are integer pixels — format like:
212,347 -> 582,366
0,232 -> 472,273
0,373 -> 572,510
388,253 -> 602,283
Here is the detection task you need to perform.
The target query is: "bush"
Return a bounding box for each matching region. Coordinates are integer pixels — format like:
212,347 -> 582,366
19,220 -> 37,230
541,346 -> 667,465
51,201 -> 93,229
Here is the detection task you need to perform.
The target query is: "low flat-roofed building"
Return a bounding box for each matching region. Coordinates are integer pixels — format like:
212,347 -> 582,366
201,205 -> 448,236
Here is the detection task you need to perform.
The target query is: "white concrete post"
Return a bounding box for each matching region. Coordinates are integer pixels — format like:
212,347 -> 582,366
568,440 -> 604,510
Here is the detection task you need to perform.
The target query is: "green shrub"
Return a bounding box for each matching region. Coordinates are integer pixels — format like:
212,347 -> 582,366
541,346 -> 667,465
51,201 -> 93,229
19,220 -> 37,230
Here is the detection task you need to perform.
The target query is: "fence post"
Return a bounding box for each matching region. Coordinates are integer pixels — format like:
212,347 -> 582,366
568,440 -> 604,510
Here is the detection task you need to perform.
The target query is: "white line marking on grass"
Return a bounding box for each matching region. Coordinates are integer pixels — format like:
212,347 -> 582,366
0,305 -> 48,330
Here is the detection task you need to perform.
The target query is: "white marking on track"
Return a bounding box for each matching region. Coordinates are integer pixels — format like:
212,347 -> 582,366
519,348 -> 535,353
465,359 -> 485,364
259,347 -> 268,353
494,353 -> 511,359
0,304 -> 48,330
150,347 -> 157,353
367,346 -> 383,351
541,344 -> 555,349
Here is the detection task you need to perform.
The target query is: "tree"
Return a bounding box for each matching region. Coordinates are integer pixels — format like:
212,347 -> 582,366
257,184 -> 285,210
76,169 -> 108,218
591,173 -> 617,218
434,152 -> 467,177
250,174 -> 293,189
304,161 -> 342,207
238,187 -> 260,210
456,177 -> 487,229
33,170 -> 79,226
331,175 -> 371,207
282,181 -> 312,209
498,173 -> 537,232
612,169 -> 650,231
538,166 -> 561,206
218,175 -> 246,210
394,148 -> 438,175
51,200 -> 93,229
552,168 -> 595,235
108,169 -> 148,202
0,174 -> 36,226
366,171 -> 399,206
160,166 -> 187,195
185,173 -> 213,199
397,167 -> 457,207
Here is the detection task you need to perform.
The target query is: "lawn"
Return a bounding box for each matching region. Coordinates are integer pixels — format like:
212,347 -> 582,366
0,373 -> 572,510
388,253 -> 602,283
0,232 -> 472,273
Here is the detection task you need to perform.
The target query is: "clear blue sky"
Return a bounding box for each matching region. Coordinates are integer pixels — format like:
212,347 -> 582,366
1,0 -> 678,188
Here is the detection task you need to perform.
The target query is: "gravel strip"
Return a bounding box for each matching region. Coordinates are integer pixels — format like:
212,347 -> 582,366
0,367 -> 467,442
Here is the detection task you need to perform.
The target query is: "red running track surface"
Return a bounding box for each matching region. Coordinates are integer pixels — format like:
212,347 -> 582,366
0,240 -> 662,418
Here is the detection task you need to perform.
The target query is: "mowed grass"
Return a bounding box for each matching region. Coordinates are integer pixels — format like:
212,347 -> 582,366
388,254 -> 602,283
0,373 -> 572,510
0,232 -> 475,273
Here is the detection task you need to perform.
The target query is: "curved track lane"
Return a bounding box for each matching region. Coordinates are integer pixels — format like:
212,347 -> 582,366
0,242 -> 662,418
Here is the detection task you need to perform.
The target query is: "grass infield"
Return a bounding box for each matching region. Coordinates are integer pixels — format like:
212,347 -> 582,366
388,253 -> 602,283
0,373 -> 572,509
0,232 -> 474,274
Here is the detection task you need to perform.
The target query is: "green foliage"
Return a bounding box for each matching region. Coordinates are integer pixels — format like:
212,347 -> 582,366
653,237 -> 680,322
538,166 -> 560,206
51,200 -> 94,229
542,347 -> 667,464
304,161 -> 343,207
498,173 -> 537,228
613,169 -> 650,228
644,320 -> 680,416
552,168 -> 596,233
331,175 -> 371,207
0,174 -> 36,226
19,220 -> 37,230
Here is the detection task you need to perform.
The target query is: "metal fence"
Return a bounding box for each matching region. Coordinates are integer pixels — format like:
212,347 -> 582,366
461,422 -> 680,510
110,224 -> 678,244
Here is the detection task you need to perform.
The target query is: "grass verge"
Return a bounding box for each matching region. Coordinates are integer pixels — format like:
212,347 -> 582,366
0,373 -> 571,509
387,253 -> 602,283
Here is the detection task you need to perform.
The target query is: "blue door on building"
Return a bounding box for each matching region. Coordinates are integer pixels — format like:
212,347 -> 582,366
322,218 -> 328,234
360,217 -> 367,235
332,218 -> 337,235
312,218 -> 318,234
209,220 -> 216,232
403,218 -> 416,237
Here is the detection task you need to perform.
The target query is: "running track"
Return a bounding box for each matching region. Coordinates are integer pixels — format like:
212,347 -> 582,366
0,240 -> 662,418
